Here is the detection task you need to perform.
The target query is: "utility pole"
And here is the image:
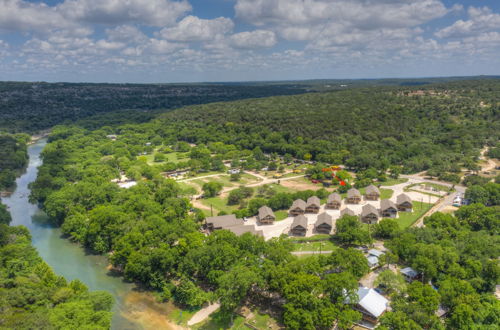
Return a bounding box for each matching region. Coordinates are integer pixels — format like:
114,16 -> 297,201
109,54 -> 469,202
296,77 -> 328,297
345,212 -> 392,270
210,204 -> 213,217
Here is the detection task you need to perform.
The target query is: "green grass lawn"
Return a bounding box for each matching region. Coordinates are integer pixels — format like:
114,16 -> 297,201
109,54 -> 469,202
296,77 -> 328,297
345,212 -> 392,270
168,305 -> 199,327
395,201 -> 433,228
200,196 -> 239,216
339,187 -> 393,199
193,309 -> 279,330
291,240 -> 337,252
379,178 -> 408,186
274,210 -> 289,221
289,234 -> 331,242
144,150 -> 190,165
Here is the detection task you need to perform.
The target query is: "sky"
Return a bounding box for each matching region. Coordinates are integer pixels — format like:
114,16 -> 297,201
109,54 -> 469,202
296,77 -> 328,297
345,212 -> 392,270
0,0 -> 499,83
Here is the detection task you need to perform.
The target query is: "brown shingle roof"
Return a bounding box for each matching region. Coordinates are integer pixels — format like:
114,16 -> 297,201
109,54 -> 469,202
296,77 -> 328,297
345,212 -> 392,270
258,206 -> 275,219
328,193 -> 341,203
228,225 -> 264,237
292,214 -> 308,228
380,199 -> 397,211
365,184 -> 380,195
291,199 -> 306,210
397,193 -> 412,205
316,212 -> 333,226
361,204 -> 379,217
307,196 -> 321,207
347,188 -> 361,198
206,214 -> 244,228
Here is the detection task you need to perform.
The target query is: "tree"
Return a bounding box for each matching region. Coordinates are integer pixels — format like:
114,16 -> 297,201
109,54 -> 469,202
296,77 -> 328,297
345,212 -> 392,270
374,218 -> 400,239
202,181 -> 223,198
0,202 -> 11,225
329,248 -> 370,278
335,215 -> 371,246
175,278 -> 210,308
375,270 -> 406,296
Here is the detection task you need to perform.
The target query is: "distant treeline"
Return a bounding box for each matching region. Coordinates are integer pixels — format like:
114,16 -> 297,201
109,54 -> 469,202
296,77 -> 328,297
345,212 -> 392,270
0,82 -> 308,132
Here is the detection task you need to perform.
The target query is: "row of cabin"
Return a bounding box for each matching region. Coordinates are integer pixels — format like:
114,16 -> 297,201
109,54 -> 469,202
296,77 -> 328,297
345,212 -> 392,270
347,185 -> 380,204
359,194 -> 412,224
289,196 -> 321,215
289,212 -> 334,235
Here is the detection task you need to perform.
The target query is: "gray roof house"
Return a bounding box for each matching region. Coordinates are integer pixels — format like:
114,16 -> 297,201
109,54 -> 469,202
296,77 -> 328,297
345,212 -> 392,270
228,225 -> 264,237
306,196 -> 321,213
315,212 -> 333,234
258,206 -> 275,224
396,194 -> 413,212
291,215 -> 308,236
368,249 -> 385,258
400,267 -> 419,282
361,204 -> 379,224
367,256 -> 379,268
290,199 -> 306,216
341,208 -> 356,217
326,193 -> 342,209
365,184 -> 381,200
380,199 -> 398,218
347,188 -> 362,204
206,214 -> 244,231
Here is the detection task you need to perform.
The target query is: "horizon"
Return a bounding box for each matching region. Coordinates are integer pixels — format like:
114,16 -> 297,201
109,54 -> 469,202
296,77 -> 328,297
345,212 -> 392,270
1,0 -> 500,82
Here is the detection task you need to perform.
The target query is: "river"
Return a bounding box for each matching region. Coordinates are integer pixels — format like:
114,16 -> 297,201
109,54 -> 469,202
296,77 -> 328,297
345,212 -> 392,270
2,139 -> 181,330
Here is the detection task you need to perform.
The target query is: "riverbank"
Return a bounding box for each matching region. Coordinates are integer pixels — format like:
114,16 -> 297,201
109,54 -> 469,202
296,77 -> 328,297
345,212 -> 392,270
29,129 -> 51,145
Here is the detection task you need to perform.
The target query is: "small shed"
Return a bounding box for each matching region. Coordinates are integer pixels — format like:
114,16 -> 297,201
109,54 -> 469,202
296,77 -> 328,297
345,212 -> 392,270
347,188 -> 362,204
365,185 -> 380,201
291,215 -> 308,236
380,199 -> 398,218
396,194 -> 413,212
361,204 -> 379,224
367,256 -> 379,268
368,249 -> 385,258
315,212 -> 333,234
290,199 -> 306,216
306,196 -> 321,213
258,206 -> 275,224
326,193 -> 342,209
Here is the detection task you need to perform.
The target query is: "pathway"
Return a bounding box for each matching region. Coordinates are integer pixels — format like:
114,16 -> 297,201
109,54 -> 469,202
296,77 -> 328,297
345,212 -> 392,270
187,303 -> 220,326
178,173 -> 227,182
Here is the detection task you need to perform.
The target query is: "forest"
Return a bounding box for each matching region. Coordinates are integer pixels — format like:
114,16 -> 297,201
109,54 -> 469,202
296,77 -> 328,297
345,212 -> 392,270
27,78 -> 499,328
0,133 -> 29,191
0,82 -> 308,133
0,224 -> 114,329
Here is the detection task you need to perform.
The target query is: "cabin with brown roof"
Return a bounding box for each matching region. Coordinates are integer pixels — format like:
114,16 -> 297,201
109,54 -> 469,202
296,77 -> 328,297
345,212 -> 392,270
258,206 -> 275,224
228,224 -> 264,237
290,215 -> 308,236
205,214 -> 244,231
326,193 -> 342,209
380,199 -> 398,218
341,208 -> 356,217
346,188 -> 362,204
365,185 -> 380,201
289,199 -> 306,216
315,212 -> 333,234
361,204 -> 379,224
396,194 -> 413,212
305,196 -> 321,213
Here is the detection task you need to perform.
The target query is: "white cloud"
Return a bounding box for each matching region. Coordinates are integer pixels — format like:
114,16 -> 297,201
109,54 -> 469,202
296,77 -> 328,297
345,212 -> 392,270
435,6 -> 500,38
106,25 -> 148,44
159,16 -> 234,41
230,30 -> 277,49
58,0 -> 191,27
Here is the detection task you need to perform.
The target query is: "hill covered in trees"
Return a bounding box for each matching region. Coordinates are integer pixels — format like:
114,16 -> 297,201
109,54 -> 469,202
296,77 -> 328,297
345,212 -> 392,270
0,133 -> 29,191
0,82 -> 308,133
156,79 -> 500,177
0,224 -> 114,329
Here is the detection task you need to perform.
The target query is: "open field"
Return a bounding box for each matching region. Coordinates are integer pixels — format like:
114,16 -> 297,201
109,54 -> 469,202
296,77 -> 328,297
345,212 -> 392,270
379,178 -> 408,186
192,308 -> 280,330
290,240 -> 337,252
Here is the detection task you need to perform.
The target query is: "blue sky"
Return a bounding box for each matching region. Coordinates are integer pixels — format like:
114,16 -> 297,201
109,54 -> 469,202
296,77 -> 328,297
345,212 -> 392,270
0,0 -> 499,82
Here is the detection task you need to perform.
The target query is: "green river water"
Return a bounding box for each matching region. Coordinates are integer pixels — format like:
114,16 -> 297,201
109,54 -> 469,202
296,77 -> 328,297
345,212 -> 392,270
2,139 -> 179,329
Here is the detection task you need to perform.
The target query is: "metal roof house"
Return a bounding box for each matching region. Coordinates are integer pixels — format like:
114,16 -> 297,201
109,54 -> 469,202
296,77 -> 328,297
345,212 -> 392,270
367,256 -> 379,269
326,193 -> 342,209
258,206 -> 275,224
290,215 -> 308,236
380,199 -> 398,218
315,212 -> 333,234
365,185 -> 381,201
361,204 -> 379,224
289,199 -> 306,216
368,249 -> 385,258
306,196 -> 321,213
205,214 -> 244,231
400,267 -> 419,282
396,194 -> 413,212
347,188 -> 362,204
352,287 -> 389,325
